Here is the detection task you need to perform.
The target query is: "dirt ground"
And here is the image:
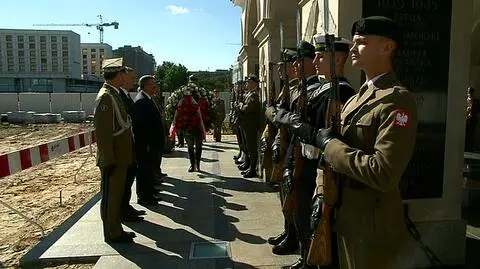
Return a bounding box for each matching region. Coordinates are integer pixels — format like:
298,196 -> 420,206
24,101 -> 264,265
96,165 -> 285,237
0,123 -> 237,268
0,123 -> 93,155
0,124 -> 100,268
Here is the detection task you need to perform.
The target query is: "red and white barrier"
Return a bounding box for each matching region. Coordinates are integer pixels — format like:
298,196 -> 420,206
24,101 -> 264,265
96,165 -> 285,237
0,130 -> 96,179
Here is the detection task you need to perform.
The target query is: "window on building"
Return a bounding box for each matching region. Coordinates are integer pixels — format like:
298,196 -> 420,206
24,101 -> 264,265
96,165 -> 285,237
6,43 -> 12,49
18,43 -> 24,49
41,51 -> 46,57
17,36 -> 23,42
52,64 -> 58,72
40,36 -> 46,42
62,51 -> 68,57
62,44 -> 68,50
83,54 -> 87,59
18,50 -> 23,57
61,36 -> 68,42
29,36 -> 35,42
51,50 -> 57,57
91,48 -> 96,53
29,43 -> 35,49
40,43 -> 46,50
30,63 -> 36,72
51,36 -> 57,42
6,35 -> 12,42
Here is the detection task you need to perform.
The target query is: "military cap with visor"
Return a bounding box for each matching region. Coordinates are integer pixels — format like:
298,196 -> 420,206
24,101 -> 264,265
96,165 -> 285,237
102,57 -> 126,73
246,75 -> 259,83
351,16 -> 403,46
296,40 -> 316,59
278,48 -> 298,65
313,34 -> 351,53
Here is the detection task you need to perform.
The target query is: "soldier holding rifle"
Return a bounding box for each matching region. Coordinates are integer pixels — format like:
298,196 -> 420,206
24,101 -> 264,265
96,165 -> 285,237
310,16 -> 418,269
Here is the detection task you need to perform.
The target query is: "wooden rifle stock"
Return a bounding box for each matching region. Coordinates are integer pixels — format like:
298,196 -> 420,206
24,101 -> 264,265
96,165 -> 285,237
307,34 -> 342,266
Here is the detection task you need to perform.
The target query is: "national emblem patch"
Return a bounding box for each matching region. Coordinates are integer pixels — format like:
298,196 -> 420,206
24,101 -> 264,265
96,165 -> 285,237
393,109 -> 409,127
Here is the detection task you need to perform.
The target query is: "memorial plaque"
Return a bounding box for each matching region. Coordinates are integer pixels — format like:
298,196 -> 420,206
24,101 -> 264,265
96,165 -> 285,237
362,0 -> 452,199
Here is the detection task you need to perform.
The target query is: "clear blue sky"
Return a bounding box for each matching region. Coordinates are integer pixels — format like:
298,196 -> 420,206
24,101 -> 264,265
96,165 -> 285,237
0,0 -> 242,71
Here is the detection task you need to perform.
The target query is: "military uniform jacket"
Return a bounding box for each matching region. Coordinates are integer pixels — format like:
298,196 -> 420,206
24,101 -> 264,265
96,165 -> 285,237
323,72 -> 418,244
94,84 -> 134,167
239,89 -> 261,129
282,75 -> 323,169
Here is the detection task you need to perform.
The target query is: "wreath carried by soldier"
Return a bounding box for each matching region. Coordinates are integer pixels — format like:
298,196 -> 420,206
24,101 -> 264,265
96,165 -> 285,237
165,82 -> 216,140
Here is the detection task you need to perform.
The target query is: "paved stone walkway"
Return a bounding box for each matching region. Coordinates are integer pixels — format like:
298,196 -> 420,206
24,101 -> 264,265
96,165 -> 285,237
21,138 -> 298,268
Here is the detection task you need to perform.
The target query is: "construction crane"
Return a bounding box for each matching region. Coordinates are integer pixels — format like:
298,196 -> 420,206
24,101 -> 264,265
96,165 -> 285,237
33,15 -> 119,43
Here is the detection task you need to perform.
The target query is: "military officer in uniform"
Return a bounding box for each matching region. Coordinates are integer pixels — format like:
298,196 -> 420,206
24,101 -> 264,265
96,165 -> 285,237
310,16 -> 418,269
94,58 -> 136,244
213,89 -> 226,142
238,75 -> 262,178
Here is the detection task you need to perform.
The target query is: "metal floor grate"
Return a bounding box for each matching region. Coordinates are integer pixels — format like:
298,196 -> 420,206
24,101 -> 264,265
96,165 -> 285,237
189,241 -> 230,260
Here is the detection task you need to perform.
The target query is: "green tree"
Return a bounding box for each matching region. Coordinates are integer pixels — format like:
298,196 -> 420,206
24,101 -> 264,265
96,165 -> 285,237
155,61 -> 188,92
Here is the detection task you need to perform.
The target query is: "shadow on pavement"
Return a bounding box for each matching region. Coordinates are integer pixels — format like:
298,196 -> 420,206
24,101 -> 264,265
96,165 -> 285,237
139,176 -> 266,246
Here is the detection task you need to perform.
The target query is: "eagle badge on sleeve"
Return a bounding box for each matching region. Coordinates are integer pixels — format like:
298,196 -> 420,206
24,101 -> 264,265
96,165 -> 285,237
394,109 -> 409,127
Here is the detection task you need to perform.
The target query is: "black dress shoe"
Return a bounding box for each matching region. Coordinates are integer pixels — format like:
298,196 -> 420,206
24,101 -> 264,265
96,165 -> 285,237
268,231 -> 287,245
188,165 -> 195,172
281,259 -> 303,269
239,164 -> 250,171
123,231 -> 136,238
130,208 -> 146,216
272,237 -> 298,255
105,234 -> 134,244
196,162 -> 201,172
121,215 -> 144,222
243,171 -> 258,178
138,199 -> 158,206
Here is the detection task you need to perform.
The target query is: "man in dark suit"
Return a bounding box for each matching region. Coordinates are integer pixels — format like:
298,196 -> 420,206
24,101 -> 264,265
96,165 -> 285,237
133,75 -> 165,206
118,67 -> 146,220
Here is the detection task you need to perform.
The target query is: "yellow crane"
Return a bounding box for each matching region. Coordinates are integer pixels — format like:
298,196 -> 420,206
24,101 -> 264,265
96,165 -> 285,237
33,15 -> 118,43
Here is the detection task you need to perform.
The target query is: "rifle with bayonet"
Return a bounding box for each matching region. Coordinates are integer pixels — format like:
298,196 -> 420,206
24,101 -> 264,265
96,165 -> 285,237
307,34 -> 341,266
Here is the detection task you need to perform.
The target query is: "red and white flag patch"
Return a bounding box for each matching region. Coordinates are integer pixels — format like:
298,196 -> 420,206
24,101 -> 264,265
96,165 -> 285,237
393,109 -> 409,127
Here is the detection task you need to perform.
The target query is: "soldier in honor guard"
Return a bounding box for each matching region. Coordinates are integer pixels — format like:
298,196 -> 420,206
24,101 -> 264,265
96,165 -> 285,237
231,81 -> 247,164
94,57 -> 136,244
213,89 -> 226,142
266,35 -> 356,268
308,16 -> 418,268
118,67 -> 146,222
238,75 -> 262,178
265,48 -> 301,255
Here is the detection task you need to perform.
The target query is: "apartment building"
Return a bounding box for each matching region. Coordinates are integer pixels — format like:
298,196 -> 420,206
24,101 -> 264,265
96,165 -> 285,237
0,29 -> 81,92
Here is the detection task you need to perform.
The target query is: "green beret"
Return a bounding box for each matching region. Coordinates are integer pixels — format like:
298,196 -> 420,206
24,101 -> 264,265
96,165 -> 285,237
297,41 -> 316,59
313,34 -> 351,53
351,16 -> 402,45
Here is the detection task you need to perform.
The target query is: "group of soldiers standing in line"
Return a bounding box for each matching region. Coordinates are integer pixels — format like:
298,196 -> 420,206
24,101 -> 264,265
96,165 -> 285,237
229,75 -> 263,178
232,15 -> 419,269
